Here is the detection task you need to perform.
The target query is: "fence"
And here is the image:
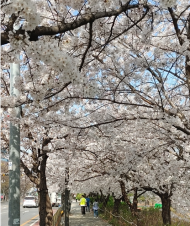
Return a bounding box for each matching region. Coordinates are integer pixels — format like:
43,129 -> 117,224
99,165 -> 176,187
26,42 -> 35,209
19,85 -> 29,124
52,207 -> 63,226
99,207 -> 137,226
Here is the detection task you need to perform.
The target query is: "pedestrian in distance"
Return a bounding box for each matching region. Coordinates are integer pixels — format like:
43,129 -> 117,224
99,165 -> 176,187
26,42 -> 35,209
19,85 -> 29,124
93,199 -> 99,218
74,194 -> 77,202
79,195 -> 86,216
85,196 -> 90,212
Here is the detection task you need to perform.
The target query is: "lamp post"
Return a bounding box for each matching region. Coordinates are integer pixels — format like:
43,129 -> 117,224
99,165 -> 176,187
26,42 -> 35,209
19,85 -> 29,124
8,59 -> 21,226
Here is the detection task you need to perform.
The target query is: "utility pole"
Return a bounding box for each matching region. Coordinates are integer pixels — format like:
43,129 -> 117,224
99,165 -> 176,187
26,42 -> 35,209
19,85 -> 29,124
9,61 -> 21,226
65,167 -> 70,226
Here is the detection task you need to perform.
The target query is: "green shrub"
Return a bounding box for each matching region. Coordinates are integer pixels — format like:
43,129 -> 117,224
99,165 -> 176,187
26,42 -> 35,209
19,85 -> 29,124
76,193 -> 83,200
89,197 -> 94,204
107,196 -> 114,208
98,196 -> 190,226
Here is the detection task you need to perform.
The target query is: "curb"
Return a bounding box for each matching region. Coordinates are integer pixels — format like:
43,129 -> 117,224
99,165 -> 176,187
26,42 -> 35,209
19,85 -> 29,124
29,219 -> 39,226
29,209 -> 57,226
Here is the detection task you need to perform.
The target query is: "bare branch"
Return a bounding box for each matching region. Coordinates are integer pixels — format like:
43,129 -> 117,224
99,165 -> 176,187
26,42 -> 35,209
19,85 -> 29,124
168,7 -> 184,45
1,3 -> 145,45
79,22 -> 93,72
74,174 -> 102,182
20,159 -> 40,185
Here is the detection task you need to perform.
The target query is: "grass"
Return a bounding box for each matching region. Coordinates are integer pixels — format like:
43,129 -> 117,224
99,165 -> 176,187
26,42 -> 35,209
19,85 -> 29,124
99,201 -> 190,226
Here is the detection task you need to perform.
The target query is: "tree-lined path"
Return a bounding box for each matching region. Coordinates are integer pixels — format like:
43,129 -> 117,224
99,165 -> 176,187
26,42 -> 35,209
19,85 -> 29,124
1,0 -> 190,225
32,202 -> 111,226
69,202 -> 111,226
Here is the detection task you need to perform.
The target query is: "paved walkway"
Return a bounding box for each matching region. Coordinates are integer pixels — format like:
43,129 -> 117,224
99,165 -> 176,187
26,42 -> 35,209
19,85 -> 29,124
32,201 -> 111,226
68,201 -> 111,226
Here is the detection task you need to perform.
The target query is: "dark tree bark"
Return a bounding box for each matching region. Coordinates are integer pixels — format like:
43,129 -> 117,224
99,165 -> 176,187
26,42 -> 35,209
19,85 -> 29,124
160,193 -> 171,226
119,181 -> 140,218
100,190 -> 104,202
38,153 -> 53,226
104,194 -> 110,207
96,192 -> 99,201
21,151 -> 53,226
113,197 -> 121,215
142,186 -> 172,226
61,192 -> 65,211
99,190 -> 110,207
119,181 -> 134,213
132,188 -> 138,215
1,3 -> 149,45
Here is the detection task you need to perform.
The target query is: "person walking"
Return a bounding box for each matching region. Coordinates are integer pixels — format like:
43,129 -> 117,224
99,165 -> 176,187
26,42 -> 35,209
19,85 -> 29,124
93,199 -> 99,218
85,196 -> 90,212
79,195 -> 86,216
74,194 -> 77,202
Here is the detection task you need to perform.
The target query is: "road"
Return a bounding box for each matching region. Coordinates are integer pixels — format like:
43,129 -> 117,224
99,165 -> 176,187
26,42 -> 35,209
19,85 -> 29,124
1,201 -> 58,226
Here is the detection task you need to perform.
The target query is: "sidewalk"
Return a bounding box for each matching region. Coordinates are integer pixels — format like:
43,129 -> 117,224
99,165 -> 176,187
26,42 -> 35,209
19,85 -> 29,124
69,201 -> 111,226
32,202 -> 111,226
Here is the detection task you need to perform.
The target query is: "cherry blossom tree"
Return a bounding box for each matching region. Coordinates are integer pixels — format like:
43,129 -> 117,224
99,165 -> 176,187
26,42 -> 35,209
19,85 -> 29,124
65,114 -> 190,225
1,2 -> 151,225
1,162 -> 9,200
53,3 -> 190,224
1,1 -> 190,226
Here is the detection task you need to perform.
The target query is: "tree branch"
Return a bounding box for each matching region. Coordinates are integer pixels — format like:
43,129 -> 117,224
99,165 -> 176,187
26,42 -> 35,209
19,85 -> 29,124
20,159 -> 40,185
44,82 -> 71,100
74,174 -> 102,182
168,7 -> 184,45
1,3 -> 143,45
79,22 -> 93,72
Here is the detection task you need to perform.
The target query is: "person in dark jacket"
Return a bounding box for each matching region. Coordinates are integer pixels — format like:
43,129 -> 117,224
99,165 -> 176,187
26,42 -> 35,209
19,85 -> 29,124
85,196 -> 90,212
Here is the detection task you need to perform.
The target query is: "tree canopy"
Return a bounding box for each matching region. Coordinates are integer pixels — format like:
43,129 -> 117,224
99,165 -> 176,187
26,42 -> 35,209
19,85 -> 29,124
1,0 -> 190,225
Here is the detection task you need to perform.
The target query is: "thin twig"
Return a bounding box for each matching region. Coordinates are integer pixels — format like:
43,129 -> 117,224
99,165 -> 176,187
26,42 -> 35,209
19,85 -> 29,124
79,21 -> 93,71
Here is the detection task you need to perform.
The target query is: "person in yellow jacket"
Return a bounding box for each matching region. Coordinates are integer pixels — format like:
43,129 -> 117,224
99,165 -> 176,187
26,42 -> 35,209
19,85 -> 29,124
79,195 -> 87,216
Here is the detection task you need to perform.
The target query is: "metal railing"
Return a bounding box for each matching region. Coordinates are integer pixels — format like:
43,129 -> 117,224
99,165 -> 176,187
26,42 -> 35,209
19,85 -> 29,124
99,207 -> 137,226
52,207 -> 63,226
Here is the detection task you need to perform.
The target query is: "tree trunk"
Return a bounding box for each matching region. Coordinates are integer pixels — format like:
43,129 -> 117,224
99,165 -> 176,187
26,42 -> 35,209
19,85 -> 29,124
65,188 -> 70,226
160,193 -> 171,226
96,193 -> 99,201
61,192 -> 65,210
119,181 -> 133,212
113,198 -> 121,215
100,190 -> 103,202
38,153 -> 53,226
186,18 -> 190,97
104,194 -> 110,207
141,187 -> 172,226
99,190 -> 109,207
132,188 -> 138,215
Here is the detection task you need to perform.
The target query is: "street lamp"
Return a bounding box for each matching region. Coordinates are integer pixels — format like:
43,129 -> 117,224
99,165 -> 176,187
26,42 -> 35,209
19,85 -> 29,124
8,23 -> 21,226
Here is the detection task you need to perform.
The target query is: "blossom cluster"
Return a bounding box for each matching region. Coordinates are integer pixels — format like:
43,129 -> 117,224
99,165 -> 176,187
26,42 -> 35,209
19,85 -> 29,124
2,0 -> 41,30
159,0 -> 177,8
26,39 -> 79,83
